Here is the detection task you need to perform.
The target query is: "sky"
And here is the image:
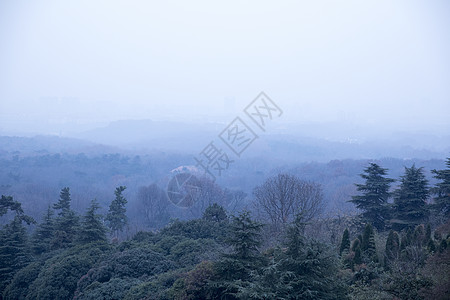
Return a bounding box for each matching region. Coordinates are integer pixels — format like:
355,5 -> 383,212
0,0 -> 449,136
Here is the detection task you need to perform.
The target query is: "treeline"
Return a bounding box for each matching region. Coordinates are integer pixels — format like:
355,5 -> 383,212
337,158 -> 450,299
0,150 -> 444,226
0,190 -> 345,299
0,159 -> 449,299
349,161 -> 449,231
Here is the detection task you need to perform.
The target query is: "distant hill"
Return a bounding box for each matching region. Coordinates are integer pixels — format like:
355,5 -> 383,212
0,135 -> 117,156
70,119 -> 449,162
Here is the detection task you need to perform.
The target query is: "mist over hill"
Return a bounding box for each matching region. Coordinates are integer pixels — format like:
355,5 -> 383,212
36,118 -> 449,161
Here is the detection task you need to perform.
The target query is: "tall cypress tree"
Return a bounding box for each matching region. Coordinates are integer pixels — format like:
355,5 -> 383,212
361,223 -> 377,262
77,199 -> 107,244
350,163 -> 394,231
385,230 -> 400,266
392,165 -> 429,230
106,186 -> 128,239
431,157 -> 450,217
52,187 -> 79,249
339,228 -> 350,256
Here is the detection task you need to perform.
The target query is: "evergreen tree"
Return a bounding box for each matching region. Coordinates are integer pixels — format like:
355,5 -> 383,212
351,237 -> 361,252
285,213 -> 307,257
106,186 -> 128,238
53,187 -> 71,213
0,196 -> 35,294
385,230 -> 400,265
413,224 -> 426,247
392,165 -> 430,230
77,199 -> 107,244
431,157 -> 450,217
361,223 -> 377,262
424,224 -> 436,252
31,206 -> 55,255
340,228 -> 350,256
234,214 -> 348,300
274,216 -> 347,299
225,211 -> 263,262
425,224 -> 432,244
202,203 -> 228,222
353,246 -> 362,265
211,211 -> 263,298
350,163 -> 394,231
51,187 -> 79,249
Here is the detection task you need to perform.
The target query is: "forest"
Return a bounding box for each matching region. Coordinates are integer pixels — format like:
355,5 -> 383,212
2,1 -> 449,299
0,156 -> 449,299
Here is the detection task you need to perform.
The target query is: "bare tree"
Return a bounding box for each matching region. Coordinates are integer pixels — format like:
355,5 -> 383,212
224,188 -> 247,214
137,183 -> 169,229
188,177 -> 226,219
253,173 -> 324,227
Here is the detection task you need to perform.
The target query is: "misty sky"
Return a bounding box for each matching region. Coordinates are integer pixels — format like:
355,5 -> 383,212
1,0 -> 449,136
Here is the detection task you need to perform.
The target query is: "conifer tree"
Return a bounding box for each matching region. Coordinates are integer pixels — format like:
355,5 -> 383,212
361,223 -> 377,262
0,196 -> 35,293
385,230 -> 400,263
77,199 -> 107,244
226,211 -> 263,262
106,186 -> 128,238
31,205 -> 55,255
279,219 -> 347,299
353,246 -> 362,265
431,157 -> 450,217
202,203 -> 227,222
425,224 -> 432,243
340,228 -> 350,256
52,187 -> 79,249
350,163 -> 394,231
211,211 -> 263,297
393,165 -> 429,230
53,187 -> 71,213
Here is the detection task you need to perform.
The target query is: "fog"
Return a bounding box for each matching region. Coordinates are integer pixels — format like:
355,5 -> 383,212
1,2 -> 450,298
1,0 -> 449,140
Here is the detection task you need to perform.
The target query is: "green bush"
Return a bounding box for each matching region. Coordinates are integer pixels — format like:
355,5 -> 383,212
26,242 -> 109,300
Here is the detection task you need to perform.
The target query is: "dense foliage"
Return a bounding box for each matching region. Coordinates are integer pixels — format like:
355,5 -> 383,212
0,158 -> 449,299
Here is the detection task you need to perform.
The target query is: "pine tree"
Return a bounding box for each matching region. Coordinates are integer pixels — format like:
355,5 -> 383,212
210,211 -> 263,297
31,206 -> 55,255
202,203 -> 227,222
106,186 -> 128,238
53,187 -> 71,213
431,157 -> 450,217
226,214 -> 348,299
51,187 -> 79,249
339,228 -> 350,256
0,196 -> 35,294
226,211 -> 263,261
280,231 -> 346,299
392,165 -> 430,230
77,199 -> 107,244
361,223 -> 377,262
350,163 -> 394,231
